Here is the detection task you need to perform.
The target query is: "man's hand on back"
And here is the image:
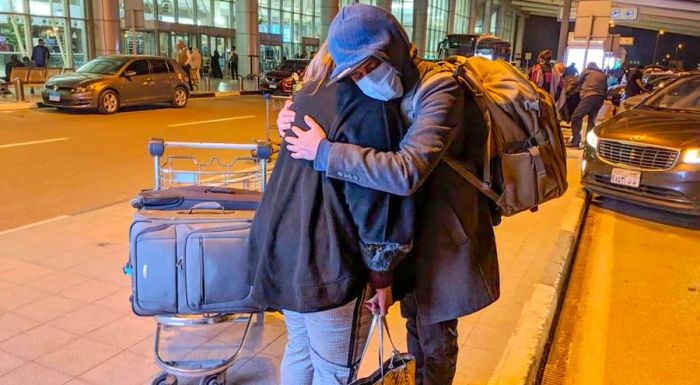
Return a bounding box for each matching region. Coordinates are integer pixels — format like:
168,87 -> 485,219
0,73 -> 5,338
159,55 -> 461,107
277,100 -> 295,137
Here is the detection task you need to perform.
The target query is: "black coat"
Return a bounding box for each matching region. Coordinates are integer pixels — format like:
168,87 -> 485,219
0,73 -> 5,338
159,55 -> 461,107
247,79 -> 413,313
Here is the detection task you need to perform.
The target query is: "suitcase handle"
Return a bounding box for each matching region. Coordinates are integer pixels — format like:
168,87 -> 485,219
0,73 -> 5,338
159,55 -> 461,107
187,201 -> 226,214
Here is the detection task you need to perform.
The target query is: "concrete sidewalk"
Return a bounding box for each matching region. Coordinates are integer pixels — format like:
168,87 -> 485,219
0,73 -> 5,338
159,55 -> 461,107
0,151 -> 586,385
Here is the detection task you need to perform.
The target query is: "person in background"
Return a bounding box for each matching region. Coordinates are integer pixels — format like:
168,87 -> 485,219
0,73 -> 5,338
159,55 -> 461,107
568,62 -> 607,148
176,40 -> 193,90
563,62 -> 579,77
624,65 -> 645,99
5,54 -> 24,82
211,49 -> 223,78
189,47 -> 202,89
31,38 -> 50,68
229,47 -> 239,79
22,56 -> 33,68
530,50 -> 565,114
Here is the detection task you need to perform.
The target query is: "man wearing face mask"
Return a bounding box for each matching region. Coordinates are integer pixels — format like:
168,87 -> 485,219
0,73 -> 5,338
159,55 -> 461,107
282,4 -> 499,385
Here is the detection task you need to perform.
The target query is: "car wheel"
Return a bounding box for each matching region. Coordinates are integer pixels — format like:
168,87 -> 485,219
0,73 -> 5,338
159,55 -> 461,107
98,90 -> 119,114
171,87 -> 188,108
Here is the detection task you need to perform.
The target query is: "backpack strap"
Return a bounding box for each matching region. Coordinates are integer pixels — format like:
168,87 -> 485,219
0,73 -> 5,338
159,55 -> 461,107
443,158 -> 501,204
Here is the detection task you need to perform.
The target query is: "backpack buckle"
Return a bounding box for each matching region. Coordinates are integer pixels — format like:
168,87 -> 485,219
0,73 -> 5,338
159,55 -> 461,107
524,99 -> 540,112
453,65 -> 483,97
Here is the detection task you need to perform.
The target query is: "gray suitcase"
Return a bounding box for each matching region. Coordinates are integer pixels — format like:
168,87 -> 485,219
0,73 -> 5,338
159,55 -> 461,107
127,203 -> 262,316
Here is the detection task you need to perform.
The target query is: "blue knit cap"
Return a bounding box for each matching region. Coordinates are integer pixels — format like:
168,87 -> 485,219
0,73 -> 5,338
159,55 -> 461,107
327,3 -> 411,83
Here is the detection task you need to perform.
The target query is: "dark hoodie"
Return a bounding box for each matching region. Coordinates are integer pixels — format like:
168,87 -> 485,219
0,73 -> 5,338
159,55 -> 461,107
247,78 -> 413,313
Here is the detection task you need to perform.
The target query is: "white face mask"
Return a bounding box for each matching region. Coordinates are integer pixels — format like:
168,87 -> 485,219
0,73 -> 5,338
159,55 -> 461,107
354,61 -> 403,101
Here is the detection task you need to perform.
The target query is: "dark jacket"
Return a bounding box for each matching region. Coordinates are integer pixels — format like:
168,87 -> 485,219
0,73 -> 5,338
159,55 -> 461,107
247,79 -> 413,313
31,45 -> 50,67
315,43 -> 499,324
5,59 -> 24,82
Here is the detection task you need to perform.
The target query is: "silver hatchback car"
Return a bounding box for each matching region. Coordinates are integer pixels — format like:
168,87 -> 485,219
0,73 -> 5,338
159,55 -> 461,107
42,55 -> 190,114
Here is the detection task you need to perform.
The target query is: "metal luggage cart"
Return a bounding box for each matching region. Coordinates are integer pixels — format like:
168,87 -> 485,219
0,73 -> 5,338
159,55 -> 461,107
145,138 -> 273,385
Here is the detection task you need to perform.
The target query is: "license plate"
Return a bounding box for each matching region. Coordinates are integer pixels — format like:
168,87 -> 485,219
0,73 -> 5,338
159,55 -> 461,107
610,168 -> 641,188
48,91 -> 61,102
268,84 -> 277,89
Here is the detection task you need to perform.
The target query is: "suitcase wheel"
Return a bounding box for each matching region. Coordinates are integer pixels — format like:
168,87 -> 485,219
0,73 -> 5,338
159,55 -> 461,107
150,372 -> 177,385
199,373 -> 225,385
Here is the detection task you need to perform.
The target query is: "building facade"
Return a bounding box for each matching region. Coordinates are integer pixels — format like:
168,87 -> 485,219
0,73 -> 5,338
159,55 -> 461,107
1,0 -> 523,78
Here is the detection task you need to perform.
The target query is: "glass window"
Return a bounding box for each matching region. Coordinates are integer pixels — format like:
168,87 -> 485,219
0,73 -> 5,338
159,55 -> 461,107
159,0 -> 176,22
126,59 -> 150,75
1,0 -> 26,12
29,0 -> 66,17
144,0 -> 156,20
490,10 -> 496,35
69,19 -> 87,68
282,12 -> 291,42
302,14 -> 312,37
69,0 -> 85,18
391,0 -> 413,40
425,0 -> 448,59
197,0 -> 212,25
282,0 -> 292,12
0,14 -> 29,79
215,0 -> 232,27
178,0 -> 195,24
31,16 -> 68,67
292,13 -> 301,43
454,0 -> 469,34
271,9 -> 281,34
258,7 -> 269,32
149,59 -> 169,73
77,58 -> 129,74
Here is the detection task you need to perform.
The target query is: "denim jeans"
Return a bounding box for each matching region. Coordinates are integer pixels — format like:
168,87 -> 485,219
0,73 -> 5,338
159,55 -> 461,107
401,294 -> 459,385
281,289 -> 372,385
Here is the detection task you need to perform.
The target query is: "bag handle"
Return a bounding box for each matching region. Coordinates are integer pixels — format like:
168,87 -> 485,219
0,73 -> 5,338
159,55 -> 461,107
354,314 -> 405,377
186,201 -> 225,214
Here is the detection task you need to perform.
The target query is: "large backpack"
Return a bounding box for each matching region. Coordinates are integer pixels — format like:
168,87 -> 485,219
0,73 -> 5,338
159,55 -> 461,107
432,56 -> 568,217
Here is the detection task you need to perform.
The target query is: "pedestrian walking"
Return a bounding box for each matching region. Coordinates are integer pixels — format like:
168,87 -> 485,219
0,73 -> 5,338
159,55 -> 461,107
31,38 -> 50,67
568,62 -> 608,147
189,47 -> 202,88
176,40 -> 193,90
5,54 -> 24,82
229,47 -> 239,79
278,4 -> 499,385
210,50 -> 223,78
247,41 -> 414,385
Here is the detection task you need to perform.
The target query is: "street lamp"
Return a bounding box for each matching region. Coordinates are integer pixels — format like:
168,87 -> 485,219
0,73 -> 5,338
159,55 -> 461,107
652,29 -> 665,65
675,43 -> 684,60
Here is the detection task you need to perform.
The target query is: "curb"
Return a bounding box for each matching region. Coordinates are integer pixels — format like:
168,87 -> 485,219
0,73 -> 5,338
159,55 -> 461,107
0,100 -> 39,111
488,190 -> 590,385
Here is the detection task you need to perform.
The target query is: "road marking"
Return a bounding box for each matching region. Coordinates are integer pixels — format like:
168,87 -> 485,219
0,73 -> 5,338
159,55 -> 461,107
166,115 -> 256,127
0,215 -> 71,237
0,137 -> 69,149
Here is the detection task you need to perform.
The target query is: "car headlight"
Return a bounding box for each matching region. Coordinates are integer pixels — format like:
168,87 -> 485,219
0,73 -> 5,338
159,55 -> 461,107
683,149 -> 700,164
586,130 -> 599,148
71,85 -> 93,93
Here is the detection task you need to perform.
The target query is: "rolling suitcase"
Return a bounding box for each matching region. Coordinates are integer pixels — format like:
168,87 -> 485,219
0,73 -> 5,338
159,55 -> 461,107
127,203 -> 262,316
131,185 -> 262,211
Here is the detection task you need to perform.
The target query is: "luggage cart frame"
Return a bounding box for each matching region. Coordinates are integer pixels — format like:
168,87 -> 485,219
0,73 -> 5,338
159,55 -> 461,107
145,138 -> 273,385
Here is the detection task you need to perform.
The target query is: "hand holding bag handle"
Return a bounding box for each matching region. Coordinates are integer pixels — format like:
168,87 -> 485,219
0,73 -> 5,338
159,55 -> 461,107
351,314 -> 415,385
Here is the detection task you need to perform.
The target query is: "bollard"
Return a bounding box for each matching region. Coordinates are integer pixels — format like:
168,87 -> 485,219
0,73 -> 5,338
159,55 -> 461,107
203,77 -> 211,92
254,75 -> 260,91
13,78 -> 25,102
238,76 -> 244,92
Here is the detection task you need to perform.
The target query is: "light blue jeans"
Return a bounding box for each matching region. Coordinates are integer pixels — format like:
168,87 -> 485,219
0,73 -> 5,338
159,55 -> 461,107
281,290 -> 373,385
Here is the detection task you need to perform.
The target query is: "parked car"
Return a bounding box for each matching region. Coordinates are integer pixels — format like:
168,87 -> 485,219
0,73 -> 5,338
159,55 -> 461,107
582,73 -> 700,215
617,73 -> 684,114
261,59 -> 309,94
42,55 -> 190,114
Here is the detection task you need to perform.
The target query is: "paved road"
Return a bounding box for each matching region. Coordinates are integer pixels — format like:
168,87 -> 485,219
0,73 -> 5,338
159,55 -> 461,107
542,198 -> 700,385
0,96 -> 283,231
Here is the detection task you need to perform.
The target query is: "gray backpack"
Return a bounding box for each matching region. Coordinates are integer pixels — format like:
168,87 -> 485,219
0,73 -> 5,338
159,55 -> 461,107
433,56 -> 568,217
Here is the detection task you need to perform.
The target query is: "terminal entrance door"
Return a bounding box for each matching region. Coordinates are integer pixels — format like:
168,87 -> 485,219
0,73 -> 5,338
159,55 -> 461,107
260,44 -> 283,73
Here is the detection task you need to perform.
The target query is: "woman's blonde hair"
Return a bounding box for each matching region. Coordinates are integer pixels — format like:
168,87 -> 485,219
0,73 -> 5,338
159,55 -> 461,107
303,41 -> 335,94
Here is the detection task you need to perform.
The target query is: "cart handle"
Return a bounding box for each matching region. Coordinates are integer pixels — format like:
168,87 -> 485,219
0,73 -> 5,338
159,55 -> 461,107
148,138 -> 272,160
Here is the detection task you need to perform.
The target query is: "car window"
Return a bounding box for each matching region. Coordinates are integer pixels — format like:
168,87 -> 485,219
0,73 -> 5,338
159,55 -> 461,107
646,76 -> 700,112
125,60 -> 150,76
76,58 -> 128,74
149,59 -> 169,74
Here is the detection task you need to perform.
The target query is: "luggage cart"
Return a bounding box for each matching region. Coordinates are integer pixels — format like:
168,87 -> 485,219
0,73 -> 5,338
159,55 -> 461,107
144,138 -> 273,385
